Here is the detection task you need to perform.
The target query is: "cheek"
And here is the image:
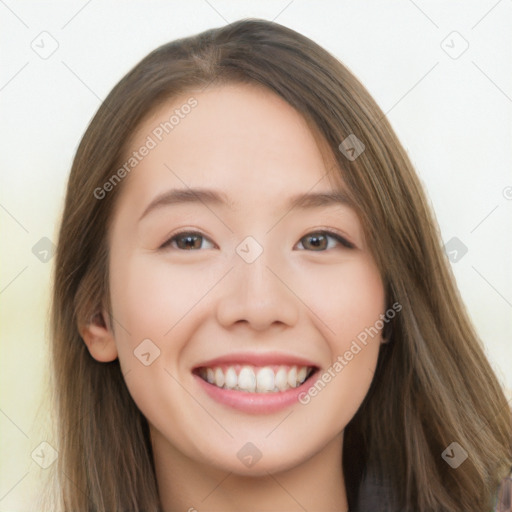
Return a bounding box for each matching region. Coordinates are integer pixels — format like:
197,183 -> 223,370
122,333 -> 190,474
294,260 -> 385,433
108,254 -> 202,421
303,257 -> 386,344
109,254 -> 214,340
297,258 -> 385,424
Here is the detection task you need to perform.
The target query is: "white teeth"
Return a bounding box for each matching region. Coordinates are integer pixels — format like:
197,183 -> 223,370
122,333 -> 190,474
214,367 -> 225,388
256,367 -> 275,392
287,366 -> 297,388
238,366 -> 256,392
199,364 -> 313,393
274,367 -> 288,391
225,366 -> 237,389
297,366 -> 308,383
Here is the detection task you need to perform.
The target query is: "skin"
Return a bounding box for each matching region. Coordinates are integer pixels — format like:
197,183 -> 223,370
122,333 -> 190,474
82,82 -> 387,512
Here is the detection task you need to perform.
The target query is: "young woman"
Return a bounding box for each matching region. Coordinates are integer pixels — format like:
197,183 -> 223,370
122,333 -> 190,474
48,18 -> 512,511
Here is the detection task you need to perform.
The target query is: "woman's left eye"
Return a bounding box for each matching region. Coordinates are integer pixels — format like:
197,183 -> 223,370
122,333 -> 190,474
296,230 -> 355,251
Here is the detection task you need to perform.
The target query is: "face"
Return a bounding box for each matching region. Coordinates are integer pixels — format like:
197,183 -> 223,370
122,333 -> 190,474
99,82 -> 386,475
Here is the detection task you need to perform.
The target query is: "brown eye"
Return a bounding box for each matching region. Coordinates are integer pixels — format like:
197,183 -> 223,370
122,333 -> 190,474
160,231 -> 215,250
297,231 -> 354,251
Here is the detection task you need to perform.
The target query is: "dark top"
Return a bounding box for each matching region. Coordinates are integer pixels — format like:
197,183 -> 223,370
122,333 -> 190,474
354,468 -> 512,512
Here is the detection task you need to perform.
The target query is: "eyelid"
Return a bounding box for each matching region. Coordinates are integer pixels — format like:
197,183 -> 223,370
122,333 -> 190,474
159,229 -> 216,250
297,228 -> 355,250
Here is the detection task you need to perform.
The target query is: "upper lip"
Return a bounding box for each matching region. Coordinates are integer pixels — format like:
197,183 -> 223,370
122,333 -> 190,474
192,352 -> 319,370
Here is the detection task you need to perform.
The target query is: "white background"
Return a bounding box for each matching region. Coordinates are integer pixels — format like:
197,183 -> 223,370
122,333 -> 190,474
1,1 -> 511,509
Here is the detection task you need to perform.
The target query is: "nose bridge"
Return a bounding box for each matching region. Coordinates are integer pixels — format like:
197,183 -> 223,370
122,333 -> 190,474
215,237 -> 299,330
234,233 -> 278,291
239,244 -> 275,295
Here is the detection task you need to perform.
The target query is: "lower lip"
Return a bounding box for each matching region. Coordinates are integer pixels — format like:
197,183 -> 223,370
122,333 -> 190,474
192,370 -> 320,414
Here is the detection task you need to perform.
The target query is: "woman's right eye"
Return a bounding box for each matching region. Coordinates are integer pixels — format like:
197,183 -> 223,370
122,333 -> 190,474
160,231 -> 215,251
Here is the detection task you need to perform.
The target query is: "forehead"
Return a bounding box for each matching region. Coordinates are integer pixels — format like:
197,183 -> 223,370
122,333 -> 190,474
118,82 -> 348,213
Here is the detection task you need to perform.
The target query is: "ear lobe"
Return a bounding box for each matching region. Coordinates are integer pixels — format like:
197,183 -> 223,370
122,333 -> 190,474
80,310 -> 118,362
381,323 -> 393,344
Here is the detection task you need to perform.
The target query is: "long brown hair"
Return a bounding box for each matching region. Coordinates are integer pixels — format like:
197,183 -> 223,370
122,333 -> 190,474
48,18 -> 512,511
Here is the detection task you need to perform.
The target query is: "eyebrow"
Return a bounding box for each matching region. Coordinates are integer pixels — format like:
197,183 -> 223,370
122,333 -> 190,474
138,187 -> 352,222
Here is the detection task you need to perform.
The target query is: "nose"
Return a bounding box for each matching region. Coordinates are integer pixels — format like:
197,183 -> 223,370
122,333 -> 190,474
215,249 -> 300,332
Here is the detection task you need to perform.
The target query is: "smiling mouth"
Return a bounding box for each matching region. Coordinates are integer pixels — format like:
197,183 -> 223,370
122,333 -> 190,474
193,364 -> 317,393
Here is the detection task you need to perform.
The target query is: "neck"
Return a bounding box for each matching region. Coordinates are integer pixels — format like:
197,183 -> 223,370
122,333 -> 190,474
151,429 -> 349,512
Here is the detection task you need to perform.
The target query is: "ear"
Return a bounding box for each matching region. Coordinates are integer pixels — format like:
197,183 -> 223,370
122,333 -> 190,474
80,310 -> 118,362
381,322 -> 393,344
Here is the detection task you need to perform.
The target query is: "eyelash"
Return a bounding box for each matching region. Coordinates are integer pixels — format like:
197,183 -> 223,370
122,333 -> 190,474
159,229 -> 355,251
